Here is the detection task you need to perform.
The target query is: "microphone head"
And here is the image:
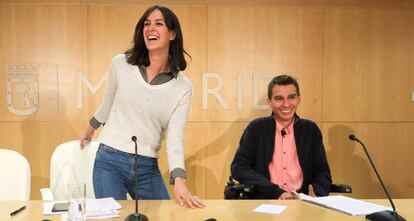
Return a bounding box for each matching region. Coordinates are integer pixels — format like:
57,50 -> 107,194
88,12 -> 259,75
131,136 -> 137,142
281,128 -> 287,137
348,134 -> 357,141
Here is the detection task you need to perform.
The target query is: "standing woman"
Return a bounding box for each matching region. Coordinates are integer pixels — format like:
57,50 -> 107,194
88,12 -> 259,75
80,5 -> 205,208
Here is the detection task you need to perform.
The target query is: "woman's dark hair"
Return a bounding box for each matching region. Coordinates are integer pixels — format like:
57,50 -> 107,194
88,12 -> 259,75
267,75 -> 300,99
125,5 -> 190,72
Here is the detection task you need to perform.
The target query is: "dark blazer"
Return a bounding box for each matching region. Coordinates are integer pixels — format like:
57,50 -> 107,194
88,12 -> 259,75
231,114 -> 332,199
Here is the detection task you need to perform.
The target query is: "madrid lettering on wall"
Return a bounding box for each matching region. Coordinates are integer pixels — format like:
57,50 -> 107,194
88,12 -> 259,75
5,64 -> 273,116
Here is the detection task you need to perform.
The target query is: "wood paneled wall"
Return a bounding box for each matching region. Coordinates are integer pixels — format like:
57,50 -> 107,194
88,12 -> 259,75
0,1 -> 413,200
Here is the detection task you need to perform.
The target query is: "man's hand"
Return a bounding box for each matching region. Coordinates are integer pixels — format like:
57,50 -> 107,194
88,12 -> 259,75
278,191 -> 295,200
174,177 -> 205,209
308,184 -> 316,197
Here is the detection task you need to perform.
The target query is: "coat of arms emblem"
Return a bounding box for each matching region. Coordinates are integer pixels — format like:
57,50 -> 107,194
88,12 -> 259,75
6,64 -> 39,115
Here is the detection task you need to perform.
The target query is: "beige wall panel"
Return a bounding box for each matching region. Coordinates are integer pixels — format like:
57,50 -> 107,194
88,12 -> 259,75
323,8 -> 414,122
85,5 -> 206,121
1,1 -> 413,202
0,122 -> 24,152
129,121 -> 236,199
5,0 -> 414,8
206,7 -> 323,122
82,0 -> 414,8
158,122 -> 207,198
85,5 -> 141,117
0,121 -> 86,200
323,123 -> 414,198
175,6 -> 207,122
0,4 -> 88,121
204,122 -> 247,198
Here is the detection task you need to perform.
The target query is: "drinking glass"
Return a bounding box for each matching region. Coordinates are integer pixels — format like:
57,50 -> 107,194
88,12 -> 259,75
67,182 -> 86,221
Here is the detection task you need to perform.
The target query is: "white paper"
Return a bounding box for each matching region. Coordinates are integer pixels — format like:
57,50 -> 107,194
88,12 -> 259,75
298,194 -> 393,216
85,197 -> 122,211
43,197 -> 122,219
253,204 -> 287,215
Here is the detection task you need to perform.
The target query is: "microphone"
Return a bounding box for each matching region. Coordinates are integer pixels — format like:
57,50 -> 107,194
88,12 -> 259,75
125,136 -> 148,221
281,128 -> 287,137
348,134 -> 405,221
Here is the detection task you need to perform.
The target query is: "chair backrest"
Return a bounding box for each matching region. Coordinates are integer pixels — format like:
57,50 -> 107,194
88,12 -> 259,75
50,140 -> 99,200
0,149 -> 31,201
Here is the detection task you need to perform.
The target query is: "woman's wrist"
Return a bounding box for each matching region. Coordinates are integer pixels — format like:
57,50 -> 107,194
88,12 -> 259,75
170,168 -> 186,185
89,117 -> 102,129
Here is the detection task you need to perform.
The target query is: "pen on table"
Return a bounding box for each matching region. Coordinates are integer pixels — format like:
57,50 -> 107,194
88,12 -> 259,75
10,205 -> 26,216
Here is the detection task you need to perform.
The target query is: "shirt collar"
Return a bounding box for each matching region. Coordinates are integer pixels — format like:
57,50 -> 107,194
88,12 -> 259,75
271,112 -> 298,136
275,119 -> 294,136
139,64 -> 179,78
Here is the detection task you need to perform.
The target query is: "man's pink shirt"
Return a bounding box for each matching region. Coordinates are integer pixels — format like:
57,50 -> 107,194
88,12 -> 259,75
268,119 -> 303,192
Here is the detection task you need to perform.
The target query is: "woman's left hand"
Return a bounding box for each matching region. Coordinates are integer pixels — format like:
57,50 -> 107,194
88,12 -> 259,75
173,177 -> 206,209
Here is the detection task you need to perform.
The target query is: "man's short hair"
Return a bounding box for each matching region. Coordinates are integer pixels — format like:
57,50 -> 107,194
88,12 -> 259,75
267,75 -> 300,99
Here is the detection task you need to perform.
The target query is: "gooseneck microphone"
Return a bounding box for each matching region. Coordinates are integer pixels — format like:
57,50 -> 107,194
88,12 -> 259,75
125,136 -> 149,221
348,134 -> 405,221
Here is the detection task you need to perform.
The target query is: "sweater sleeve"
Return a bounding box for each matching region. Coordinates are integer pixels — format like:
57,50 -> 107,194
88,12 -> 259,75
231,122 -> 285,199
93,57 -> 118,123
165,86 -> 192,173
309,125 -> 332,196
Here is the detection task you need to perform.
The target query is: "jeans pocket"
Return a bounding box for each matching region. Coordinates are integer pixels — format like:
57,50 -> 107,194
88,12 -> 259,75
96,144 -> 116,162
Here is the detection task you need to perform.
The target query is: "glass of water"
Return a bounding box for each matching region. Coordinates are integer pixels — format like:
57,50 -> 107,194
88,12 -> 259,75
67,182 -> 86,221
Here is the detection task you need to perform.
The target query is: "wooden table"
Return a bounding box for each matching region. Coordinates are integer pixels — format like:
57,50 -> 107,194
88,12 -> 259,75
2,199 -> 413,221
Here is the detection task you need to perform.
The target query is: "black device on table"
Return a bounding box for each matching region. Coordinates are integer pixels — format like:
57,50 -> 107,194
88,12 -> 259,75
51,202 -> 70,212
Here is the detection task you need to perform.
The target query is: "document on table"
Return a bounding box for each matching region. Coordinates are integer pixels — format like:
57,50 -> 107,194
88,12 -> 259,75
60,210 -> 120,220
86,197 -> 121,211
295,193 -> 393,216
253,204 -> 287,215
43,197 -> 121,219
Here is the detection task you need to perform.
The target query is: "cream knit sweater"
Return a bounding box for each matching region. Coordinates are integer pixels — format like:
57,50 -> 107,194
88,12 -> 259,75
94,54 -> 192,172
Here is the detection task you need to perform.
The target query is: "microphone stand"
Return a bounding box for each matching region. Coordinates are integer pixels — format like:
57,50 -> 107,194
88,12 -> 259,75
349,135 -> 405,221
125,136 -> 149,221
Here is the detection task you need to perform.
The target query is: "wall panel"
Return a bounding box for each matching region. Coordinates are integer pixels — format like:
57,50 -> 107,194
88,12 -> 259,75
0,1 -> 413,200
322,123 -> 414,198
204,122 -> 247,198
0,4 -> 87,121
323,8 -> 414,122
206,6 -> 323,122
85,4 -> 139,117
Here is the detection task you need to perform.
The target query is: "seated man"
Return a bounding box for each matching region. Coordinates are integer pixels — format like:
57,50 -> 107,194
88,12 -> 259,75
231,75 -> 332,199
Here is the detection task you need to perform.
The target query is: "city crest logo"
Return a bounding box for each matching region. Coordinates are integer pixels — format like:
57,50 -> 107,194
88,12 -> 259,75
6,64 -> 39,115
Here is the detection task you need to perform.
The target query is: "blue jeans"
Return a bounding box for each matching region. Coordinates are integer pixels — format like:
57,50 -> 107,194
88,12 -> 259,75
93,143 -> 170,200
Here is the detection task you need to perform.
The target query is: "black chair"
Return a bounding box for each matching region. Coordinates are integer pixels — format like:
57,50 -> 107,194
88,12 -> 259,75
330,183 -> 352,193
224,176 -> 254,199
224,176 -> 352,199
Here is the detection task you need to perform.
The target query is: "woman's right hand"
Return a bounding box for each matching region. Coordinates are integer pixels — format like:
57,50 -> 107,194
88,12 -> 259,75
80,124 -> 95,149
174,177 -> 205,208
